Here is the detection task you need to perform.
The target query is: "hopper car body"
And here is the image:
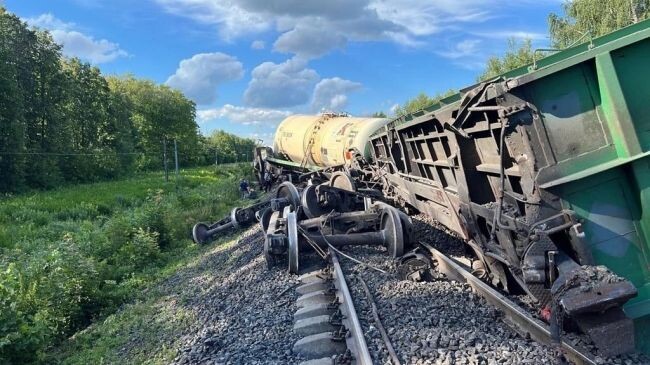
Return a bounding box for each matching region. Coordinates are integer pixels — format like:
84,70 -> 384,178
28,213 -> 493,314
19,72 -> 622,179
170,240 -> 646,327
245,19 -> 650,356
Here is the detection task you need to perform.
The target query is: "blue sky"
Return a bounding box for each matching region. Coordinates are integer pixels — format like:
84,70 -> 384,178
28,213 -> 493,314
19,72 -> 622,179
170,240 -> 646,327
4,0 -> 562,144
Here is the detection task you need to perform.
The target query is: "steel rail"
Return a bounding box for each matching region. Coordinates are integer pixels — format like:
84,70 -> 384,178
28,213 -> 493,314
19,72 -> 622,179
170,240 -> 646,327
331,251 -> 374,365
420,242 -> 597,365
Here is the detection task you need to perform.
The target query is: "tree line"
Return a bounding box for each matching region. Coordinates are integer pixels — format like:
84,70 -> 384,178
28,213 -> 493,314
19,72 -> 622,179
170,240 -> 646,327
0,7 -> 256,193
198,130 -> 257,165
480,0 -> 649,80
389,0 -> 650,117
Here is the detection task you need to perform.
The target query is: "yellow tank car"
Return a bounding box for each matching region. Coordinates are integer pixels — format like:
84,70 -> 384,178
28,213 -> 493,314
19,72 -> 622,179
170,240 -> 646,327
273,114 -> 389,168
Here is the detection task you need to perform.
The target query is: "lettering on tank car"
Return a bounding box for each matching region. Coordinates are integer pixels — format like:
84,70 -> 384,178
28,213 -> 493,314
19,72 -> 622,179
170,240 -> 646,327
283,132 -> 293,138
346,130 -> 359,148
336,123 -> 354,136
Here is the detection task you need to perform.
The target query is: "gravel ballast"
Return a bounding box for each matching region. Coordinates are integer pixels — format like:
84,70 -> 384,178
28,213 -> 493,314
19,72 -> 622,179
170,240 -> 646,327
166,213 -> 647,365
338,244 -> 560,365
170,226 -> 303,365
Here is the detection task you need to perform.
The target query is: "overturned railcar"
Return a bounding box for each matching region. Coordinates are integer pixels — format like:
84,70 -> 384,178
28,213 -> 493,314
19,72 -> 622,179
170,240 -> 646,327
369,19 -> 650,353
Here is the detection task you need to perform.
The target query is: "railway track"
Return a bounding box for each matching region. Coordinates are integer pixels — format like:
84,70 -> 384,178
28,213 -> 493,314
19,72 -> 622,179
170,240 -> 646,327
420,242 -> 596,365
288,241 -> 650,364
291,251 -> 373,364
289,246 -> 576,364
174,223 -> 649,364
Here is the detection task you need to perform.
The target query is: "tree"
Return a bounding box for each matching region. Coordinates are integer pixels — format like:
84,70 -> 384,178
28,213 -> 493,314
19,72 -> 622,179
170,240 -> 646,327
204,130 -> 256,164
549,0 -> 650,49
60,58 -> 115,182
107,75 -> 200,170
371,111 -> 387,118
0,6 -> 204,192
478,38 -> 535,81
0,8 -> 27,191
479,0 -> 650,82
393,90 -> 456,117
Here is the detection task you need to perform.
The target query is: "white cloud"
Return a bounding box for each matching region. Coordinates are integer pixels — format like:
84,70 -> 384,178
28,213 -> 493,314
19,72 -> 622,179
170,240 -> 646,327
26,13 -> 128,64
311,77 -> 362,111
244,57 -> 319,108
155,0 -> 501,58
166,52 -> 244,105
274,23 -> 346,59
251,40 -> 266,50
437,39 -> 482,59
197,104 -> 291,127
26,13 -> 75,30
156,0 -> 272,40
474,30 -> 548,41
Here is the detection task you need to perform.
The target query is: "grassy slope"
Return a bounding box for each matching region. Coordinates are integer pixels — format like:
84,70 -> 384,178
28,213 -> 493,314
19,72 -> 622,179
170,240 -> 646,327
0,164 -> 254,364
53,237 -> 241,365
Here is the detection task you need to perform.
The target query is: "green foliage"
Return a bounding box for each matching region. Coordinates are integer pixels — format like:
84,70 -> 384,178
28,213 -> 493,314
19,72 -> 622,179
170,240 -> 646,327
478,0 -> 650,82
371,111 -> 387,118
107,76 -> 200,170
196,130 -> 257,165
549,0 -> 650,48
478,38 -> 535,81
0,165 -> 252,364
0,7 -> 202,193
393,90 -> 456,117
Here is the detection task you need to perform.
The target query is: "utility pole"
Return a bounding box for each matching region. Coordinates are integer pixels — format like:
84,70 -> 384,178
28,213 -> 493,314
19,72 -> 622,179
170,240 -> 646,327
174,139 -> 179,179
215,150 -> 218,167
163,139 -> 169,182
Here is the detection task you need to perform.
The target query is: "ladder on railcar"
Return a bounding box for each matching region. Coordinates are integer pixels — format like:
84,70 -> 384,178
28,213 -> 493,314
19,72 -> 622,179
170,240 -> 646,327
300,113 -> 331,169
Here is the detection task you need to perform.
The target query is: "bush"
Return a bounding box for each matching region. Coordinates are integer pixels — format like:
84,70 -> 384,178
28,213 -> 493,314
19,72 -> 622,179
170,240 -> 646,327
0,165 -> 253,363
0,241 -> 100,364
116,228 -> 161,272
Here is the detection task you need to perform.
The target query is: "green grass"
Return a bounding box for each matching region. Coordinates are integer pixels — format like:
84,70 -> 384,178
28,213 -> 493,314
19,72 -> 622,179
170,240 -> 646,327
54,237 -> 240,365
0,164 -> 254,364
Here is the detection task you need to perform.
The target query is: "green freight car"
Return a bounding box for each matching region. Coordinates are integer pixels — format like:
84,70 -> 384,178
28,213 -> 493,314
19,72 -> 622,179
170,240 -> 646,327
369,18 -> 650,355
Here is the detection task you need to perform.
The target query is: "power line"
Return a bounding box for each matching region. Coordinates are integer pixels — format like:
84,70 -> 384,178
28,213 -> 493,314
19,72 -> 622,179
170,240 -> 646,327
0,151 -> 145,156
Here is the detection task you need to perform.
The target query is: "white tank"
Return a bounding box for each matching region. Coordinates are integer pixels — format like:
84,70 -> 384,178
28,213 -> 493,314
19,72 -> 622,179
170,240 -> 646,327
273,114 -> 389,168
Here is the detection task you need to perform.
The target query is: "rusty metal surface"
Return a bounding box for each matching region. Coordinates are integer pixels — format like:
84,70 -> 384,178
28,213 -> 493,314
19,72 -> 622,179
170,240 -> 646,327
421,242 -> 597,365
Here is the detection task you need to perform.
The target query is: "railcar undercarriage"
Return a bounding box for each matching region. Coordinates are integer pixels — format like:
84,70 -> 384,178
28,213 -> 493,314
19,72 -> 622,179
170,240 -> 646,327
193,20 -> 650,358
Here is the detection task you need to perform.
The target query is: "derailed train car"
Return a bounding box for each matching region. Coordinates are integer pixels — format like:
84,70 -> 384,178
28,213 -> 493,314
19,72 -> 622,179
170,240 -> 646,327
253,113 -> 390,182
202,19 -> 650,356
367,19 -> 650,355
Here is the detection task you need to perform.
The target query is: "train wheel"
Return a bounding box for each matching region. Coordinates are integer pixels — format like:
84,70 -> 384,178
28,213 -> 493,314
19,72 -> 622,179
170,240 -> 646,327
230,207 -> 241,229
264,211 -> 282,269
329,171 -> 355,192
381,207 -> 404,258
276,182 -> 301,210
287,209 -> 300,274
397,250 -> 433,282
259,207 -> 272,233
301,184 -> 325,219
264,236 -> 277,269
192,223 -> 210,244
